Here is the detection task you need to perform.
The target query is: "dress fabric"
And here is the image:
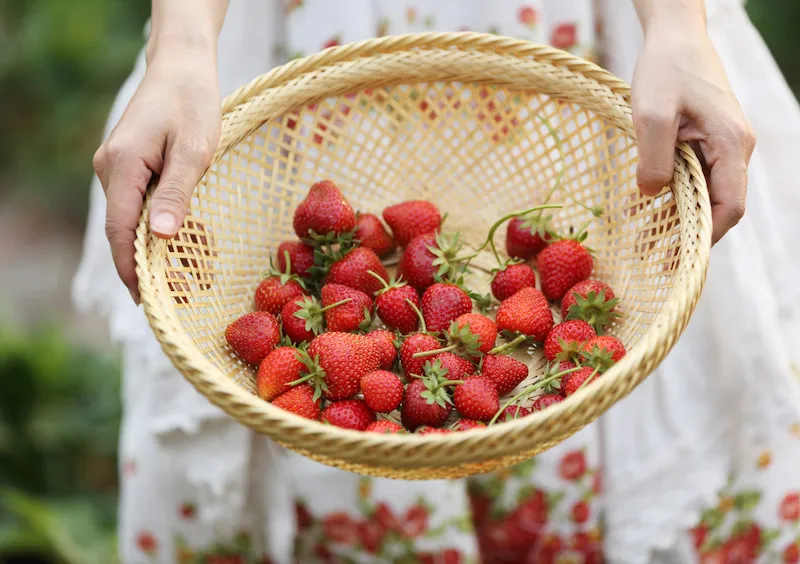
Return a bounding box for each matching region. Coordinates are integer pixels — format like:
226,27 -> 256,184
72,1 -> 800,562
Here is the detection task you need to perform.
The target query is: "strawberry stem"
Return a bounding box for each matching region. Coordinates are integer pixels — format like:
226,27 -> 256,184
317,298 -> 353,313
405,298 -> 427,334
413,343 -> 458,358
574,367 -> 600,394
488,366 -> 582,426
367,269 -> 391,291
488,334 -> 527,355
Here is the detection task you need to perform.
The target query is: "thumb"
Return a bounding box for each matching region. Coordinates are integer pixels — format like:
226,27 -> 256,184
149,139 -> 212,238
632,103 -> 680,197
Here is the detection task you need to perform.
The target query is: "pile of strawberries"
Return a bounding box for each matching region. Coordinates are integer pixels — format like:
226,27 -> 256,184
224,179 -> 626,434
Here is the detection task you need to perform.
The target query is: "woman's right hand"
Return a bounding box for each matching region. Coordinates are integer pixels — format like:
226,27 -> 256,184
93,43 -> 221,304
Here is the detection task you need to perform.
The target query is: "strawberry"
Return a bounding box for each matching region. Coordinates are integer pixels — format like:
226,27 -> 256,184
257,346 -> 305,401
481,354 -> 529,395
532,394 -> 564,410
543,320 -> 596,362
453,313 -> 497,355
276,241 -> 315,278
360,370 -> 404,413
398,232 -> 463,292
366,330 -> 397,370
365,420 -> 405,434
498,405 -> 531,421
582,335 -> 626,372
563,367 -> 599,396
421,283 -> 472,334
491,263 -> 537,302
401,363 -> 453,430
322,399 -> 376,431
416,427 -> 452,435
355,213 -> 396,258
399,333 -> 441,377
436,352 -> 475,381
538,239 -> 593,301
505,215 -> 551,260
372,275 -> 421,334
293,179 -> 356,238
453,376 -> 500,421
561,280 -> 620,333
272,385 -> 321,420
225,312 -> 281,364
320,283 -> 373,333
302,332 -> 381,400
281,297 -> 321,344
453,419 -> 486,431
382,200 -> 441,248
326,247 -> 388,296
254,274 -> 307,315
495,287 -> 553,342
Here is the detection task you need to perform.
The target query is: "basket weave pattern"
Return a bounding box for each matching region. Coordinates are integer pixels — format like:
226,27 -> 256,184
135,33 -> 712,479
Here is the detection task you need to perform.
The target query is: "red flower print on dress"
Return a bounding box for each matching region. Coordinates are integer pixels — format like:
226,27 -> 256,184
376,18 -> 389,37
374,502 -> 401,533
511,490 -> 549,532
179,502 -> 196,520
402,504 -> 430,537
559,450 -> 587,481
419,548 -> 463,564
406,7 -> 417,24
295,501 -> 313,531
780,492 -> 800,521
550,23 -> 578,50
784,543 -> 800,564
322,36 -> 341,50
136,531 -> 158,555
592,469 -> 603,494
357,520 -> 385,554
518,5 -> 537,28
322,512 -> 359,544
285,0 -> 302,14
122,457 -> 136,477
692,524 -> 709,550
571,500 -> 591,524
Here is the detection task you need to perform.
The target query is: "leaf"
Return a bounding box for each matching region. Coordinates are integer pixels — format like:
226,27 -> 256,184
734,490 -> 762,512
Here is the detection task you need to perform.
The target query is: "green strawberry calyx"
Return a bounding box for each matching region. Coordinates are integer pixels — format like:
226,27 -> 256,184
565,289 -> 621,334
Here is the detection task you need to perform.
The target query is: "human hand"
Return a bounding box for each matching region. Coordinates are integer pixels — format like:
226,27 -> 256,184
93,46 -> 221,303
631,4 -> 756,245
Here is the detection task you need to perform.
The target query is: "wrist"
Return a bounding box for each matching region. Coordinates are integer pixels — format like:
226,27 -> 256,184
635,0 -> 707,38
145,0 -> 226,63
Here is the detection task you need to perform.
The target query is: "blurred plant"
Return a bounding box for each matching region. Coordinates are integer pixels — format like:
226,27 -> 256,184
0,325 -> 121,563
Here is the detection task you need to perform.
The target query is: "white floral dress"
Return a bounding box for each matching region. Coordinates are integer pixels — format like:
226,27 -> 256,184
73,1 -> 800,562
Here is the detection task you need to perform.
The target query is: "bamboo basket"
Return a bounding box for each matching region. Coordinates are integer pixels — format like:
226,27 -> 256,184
134,32 -> 712,480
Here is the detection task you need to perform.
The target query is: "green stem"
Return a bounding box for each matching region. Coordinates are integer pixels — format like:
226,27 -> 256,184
413,343 -> 458,358
283,250 -> 292,275
488,366 -> 582,426
317,298 -> 353,313
367,269 -> 391,290
405,298 -> 427,334
574,367 -> 600,394
488,334 -> 527,355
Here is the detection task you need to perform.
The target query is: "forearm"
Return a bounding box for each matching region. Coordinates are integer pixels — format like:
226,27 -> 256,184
633,0 -> 707,36
146,0 -> 228,62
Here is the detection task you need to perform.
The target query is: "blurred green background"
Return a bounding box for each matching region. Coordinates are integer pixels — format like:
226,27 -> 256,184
0,0 -> 797,562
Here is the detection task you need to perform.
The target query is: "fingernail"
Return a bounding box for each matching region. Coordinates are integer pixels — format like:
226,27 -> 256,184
129,286 -> 141,306
151,212 -> 177,236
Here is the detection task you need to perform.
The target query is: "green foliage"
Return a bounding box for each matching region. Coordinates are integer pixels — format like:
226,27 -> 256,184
0,326 -> 122,563
747,0 -> 800,96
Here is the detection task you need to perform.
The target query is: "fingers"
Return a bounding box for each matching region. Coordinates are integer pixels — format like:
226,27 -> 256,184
633,104 -> 680,196
149,138 -> 212,239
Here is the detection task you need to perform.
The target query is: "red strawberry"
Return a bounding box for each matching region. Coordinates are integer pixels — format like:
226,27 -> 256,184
303,332 -> 381,400
272,385 -> 321,420
571,501 -> 591,524
367,330 -> 397,370
452,313 -> 497,355
538,239 -> 593,301
373,276 -> 421,334
495,287 -> 554,341
254,276 -> 307,315
399,333 -> 441,377
561,279 -> 619,333
398,232 -> 463,292
360,370 -> 404,413
532,393 -> 564,410
326,247 -> 388,296
454,419 -> 486,431
453,376 -> 499,421
320,283 -> 373,332
365,420 -> 405,434
416,427 -> 452,435
280,297 -> 321,344
498,405 -> 531,421
225,312 -> 281,364
355,213 -> 396,258
383,200 -> 441,248
582,335 -> 626,372
257,346 -> 304,401
421,283 -> 472,334
276,241 -> 315,278
481,354 -> 528,395
436,352 -> 475,381
543,320 -> 596,361
505,215 -> 551,260
491,263 -> 537,302
563,367 -> 598,396
322,399 -> 376,430
401,364 -> 453,430
293,179 -> 356,238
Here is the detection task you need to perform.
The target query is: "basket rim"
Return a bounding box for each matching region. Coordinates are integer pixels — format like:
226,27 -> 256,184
134,32 -> 712,473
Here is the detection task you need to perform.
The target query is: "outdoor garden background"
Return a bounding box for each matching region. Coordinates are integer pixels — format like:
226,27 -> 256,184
0,1 -> 797,562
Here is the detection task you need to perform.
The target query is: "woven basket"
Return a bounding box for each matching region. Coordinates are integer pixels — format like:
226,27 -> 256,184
135,32 -> 712,480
